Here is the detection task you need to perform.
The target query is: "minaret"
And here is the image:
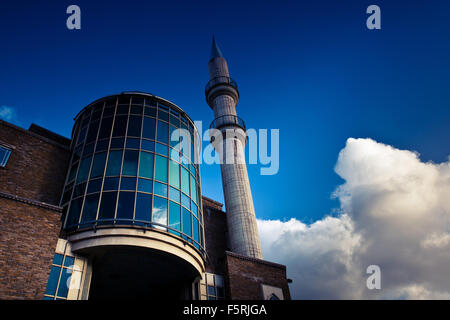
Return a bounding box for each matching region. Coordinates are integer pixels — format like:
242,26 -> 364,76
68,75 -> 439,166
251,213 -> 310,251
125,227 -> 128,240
205,37 -> 263,259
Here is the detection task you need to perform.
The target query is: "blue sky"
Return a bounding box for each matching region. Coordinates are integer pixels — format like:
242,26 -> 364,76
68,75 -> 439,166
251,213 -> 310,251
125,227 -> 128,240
1,0 -> 449,223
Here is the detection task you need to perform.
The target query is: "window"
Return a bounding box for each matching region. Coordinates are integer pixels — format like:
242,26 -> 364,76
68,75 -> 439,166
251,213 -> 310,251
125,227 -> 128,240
135,192 -> 152,223
154,155 -> 168,182
169,201 -> 181,234
44,253 -> 79,300
105,151 -> 123,176
152,196 -> 167,229
200,273 -> 225,300
116,191 -> 135,221
0,145 -> 12,167
138,151 -> 154,179
122,150 -> 139,176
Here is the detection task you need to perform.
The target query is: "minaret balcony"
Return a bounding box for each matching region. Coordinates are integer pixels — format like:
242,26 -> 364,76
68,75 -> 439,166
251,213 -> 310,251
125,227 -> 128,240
205,76 -> 238,96
209,114 -> 246,131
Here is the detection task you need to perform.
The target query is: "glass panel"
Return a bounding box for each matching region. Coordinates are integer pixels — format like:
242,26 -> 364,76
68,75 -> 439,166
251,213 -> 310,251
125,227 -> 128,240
86,120 -> 99,144
182,193 -> 190,210
103,177 -> 119,191
117,104 -> 129,114
193,217 -> 199,243
53,254 -> 64,265
112,115 -> 127,137
105,151 -> 123,176
142,117 -> 156,140
138,151 -> 154,179
169,125 -> 180,149
156,143 -> 168,156
152,196 -> 167,227
141,139 -> 154,152
68,163 -> 78,182
82,143 -> 94,157
158,109 -> 169,122
95,139 -> 109,152
169,201 -> 181,233
110,137 -> 124,149
122,150 -> 139,176
137,178 -> 153,193
130,105 -> 143,115
87,178 -> 102,194
90,152 -> 107,178
127,115 -> 142,137
192,202 -> 198,218
181,166 -> 190,195
157,120 -> 169,144
182,207 -> 192,237
63,256 -> 75,268
169,160 -> 180,189
207,286 -> 215,296
81,193 -> 100,224
126,138 -> 140,149
169,186 -> 180,203
116,192 -> 135,221
76,156 -> 92,183
190,175 -> 197,203
144,106 -> 157,117
103,106 -> 115,117
120,177 -> 136,191
98,192 -> 117,222
135,192 -> 152,223
57,269 -> 72,298
154,155 -> 168,182
98,117 -> 113,140
67,198 -> 83,227
170,114 -> 180,128
154,181 -> 167,197
45,266 -> 61,296
73,182 -> 86,198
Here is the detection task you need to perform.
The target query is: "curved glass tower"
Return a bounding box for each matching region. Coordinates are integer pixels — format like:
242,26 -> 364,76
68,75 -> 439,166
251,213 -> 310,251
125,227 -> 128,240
59,93 -> 204,299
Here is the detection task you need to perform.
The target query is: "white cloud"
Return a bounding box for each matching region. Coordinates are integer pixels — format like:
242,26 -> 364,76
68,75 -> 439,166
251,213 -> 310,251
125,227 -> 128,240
258,138 -> 450,299
0,105 -> 17,122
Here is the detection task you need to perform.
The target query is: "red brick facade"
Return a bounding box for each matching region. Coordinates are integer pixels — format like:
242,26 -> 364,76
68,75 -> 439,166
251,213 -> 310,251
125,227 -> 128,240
0,121 -> 70,299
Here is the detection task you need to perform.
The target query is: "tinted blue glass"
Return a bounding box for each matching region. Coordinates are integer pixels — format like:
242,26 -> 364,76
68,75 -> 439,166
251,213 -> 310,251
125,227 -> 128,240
193,217 -> 199,243
158,110 -> 169,122
169,186 -> 180,203
67,197 -> 83,227
103,177 -> 119,191
82,143 -> 95,157
63,256 -> 75,268
182,208 -> 192,237
144,106 -> 156,117
170,114 -> 180,128
192,202 -> 198,218
110,137 -> 124,149
131,105 -> 143,115
154,155 -> 168,182
120,177 -> 136,191
156,143 -> 168,156
57,269 -> 72,298
86,120 -> 99,144
87,178 -> 102,194
81,193 -> 100,223
139,151 -> 154,179
112,115 -> 127,137
157,121 -> 169,144
53,254 -> 63,265
90,152 -> 107,178
135,192 -> 152,223
154,182 -> 167,197
137,178 -> 153,193
169,201 -> 181,233
126,138 -> 140,149
98,117 -> 113,140
169,125 -> 180,149
76,156 -> 92,183
181,193 -> 190,209
45,266 -> 61,296
142,117 -> 156,140
127,115 -> 142,137
95,139 -> 109,152
152,196 -> 167,227
105,150 -> 122,176
170,149 -> 180,162
73,182 -> 86,198
122,150 -> 139,176
98,192 -> 117,222
116,192 -> 135,221
141,139 -> 154,152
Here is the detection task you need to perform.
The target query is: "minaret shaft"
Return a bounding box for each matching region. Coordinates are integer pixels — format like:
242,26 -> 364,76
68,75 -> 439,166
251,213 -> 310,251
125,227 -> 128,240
206,38 -> 263,259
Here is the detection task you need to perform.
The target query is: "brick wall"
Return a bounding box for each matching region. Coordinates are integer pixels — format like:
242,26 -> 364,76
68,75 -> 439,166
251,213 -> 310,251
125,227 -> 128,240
0,197 -> 61,299
0,120 -> 71,205
225,251 -> 291,300
0,120 -> 70,299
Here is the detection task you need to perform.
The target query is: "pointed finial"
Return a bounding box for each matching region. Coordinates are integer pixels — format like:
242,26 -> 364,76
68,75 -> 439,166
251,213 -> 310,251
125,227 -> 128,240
210,35 -> 223,61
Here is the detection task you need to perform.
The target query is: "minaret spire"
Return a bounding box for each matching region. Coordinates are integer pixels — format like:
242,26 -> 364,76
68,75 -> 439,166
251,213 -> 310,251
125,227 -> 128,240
205,39 -> 263,260
210,35 -> 223,61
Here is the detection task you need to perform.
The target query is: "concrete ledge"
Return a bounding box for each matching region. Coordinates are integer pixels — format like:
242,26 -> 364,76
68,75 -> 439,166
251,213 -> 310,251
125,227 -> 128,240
67,227 -> 205,275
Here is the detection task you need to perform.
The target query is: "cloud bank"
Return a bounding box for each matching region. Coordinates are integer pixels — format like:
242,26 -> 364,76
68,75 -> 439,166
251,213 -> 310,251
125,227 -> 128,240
258,138 -> 450,299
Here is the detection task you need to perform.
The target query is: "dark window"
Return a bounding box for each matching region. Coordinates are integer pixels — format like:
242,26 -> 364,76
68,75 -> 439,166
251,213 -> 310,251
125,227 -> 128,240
116,192 -> 135,221
157,120 -> 169,144
142,117 -> 156,140
112,115 -> 127,137
126,138 -> 140,149
127,115 -> 142,137
87,179 -> 102,194
131,105 -> 143,115
66,197 -> 83,227
135,192 -> 152,223
141,139 -> 154,152
120,177 -> 136,190
76,156 -> 92,183
90,152 -> 107,178
57,270 -> 71,297
0,145 -> 12,167
103,177 -> 119,191
98,117 -> 113,139
81,193 -> 100,224
158,110 -> 169,122
137,178 -> 153,193
45,266 -> 61,296
110,137 -> 124,149
122,150 -> 139,176
63,256 -> 75,267
95,139 -> 109,152
86,120 -> 100,144
98,192 -> 117,222
105,150 -> 122,176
